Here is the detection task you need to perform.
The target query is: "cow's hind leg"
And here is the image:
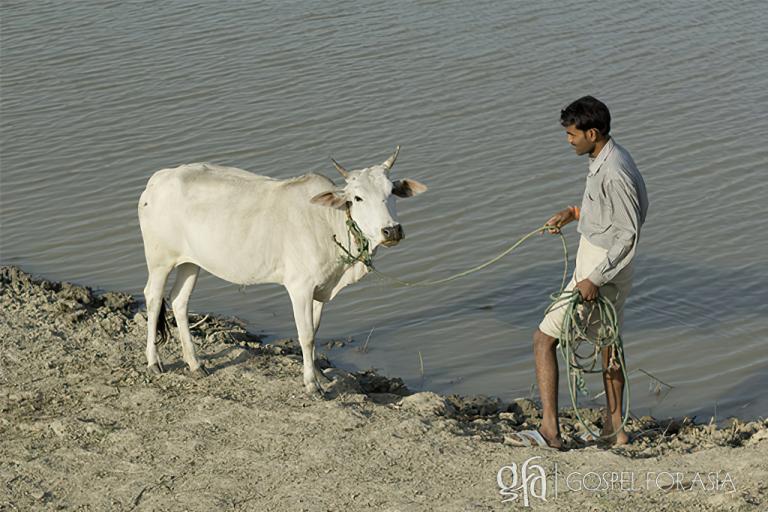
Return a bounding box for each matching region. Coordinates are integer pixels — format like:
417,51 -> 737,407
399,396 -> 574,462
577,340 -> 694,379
287,287 -> 325,395
144,265 -> 173,373
169,263 -> 207,378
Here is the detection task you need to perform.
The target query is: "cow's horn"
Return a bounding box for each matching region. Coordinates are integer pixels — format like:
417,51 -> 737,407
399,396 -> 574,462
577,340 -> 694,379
331,158 -> 349,179
382,145 -> 400,171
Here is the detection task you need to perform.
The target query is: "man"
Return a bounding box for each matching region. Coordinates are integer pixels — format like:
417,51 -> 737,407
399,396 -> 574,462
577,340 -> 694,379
513,96 -> 648,450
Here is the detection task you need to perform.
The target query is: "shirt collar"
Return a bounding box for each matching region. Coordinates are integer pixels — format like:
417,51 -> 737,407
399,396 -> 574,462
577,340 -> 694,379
588,137 -> 615,176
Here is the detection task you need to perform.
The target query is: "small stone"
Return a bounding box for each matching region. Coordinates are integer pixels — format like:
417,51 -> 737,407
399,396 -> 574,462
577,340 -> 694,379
511,398 -> 540,419
323,368 -> 363,395
748,429 -> 768,445
58,282 -> 93,305
400,392 -> 455,417
50,420 -> 67,437
499,412 -> 520,424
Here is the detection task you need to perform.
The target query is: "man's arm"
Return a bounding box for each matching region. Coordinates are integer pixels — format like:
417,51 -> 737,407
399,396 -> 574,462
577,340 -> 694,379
586,177 -> 642,287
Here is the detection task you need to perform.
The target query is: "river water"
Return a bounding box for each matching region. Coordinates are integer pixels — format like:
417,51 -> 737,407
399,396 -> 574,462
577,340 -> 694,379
2,1 -> 767,420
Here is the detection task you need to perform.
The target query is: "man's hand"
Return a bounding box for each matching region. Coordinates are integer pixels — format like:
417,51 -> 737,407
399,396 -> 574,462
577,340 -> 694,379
575,278 -> 599,301
543,207 -> 577,234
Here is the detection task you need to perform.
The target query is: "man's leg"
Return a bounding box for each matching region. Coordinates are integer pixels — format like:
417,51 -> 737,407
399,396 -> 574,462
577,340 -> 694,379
533,328 -> 563,448
600,346 -> 629,445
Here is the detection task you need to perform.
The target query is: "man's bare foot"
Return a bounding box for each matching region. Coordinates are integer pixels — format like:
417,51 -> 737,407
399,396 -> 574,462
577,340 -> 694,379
613,430 -> 630,446
600,409 -> 630,446
538,426 -> 565,450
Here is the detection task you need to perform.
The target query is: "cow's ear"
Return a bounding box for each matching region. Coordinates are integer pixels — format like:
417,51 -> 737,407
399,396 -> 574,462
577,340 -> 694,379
392,179 -> 428,198
311,190 -> 348,209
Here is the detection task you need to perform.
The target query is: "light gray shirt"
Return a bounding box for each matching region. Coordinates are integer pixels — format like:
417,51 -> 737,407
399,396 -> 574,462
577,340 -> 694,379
577,137 -> 649,286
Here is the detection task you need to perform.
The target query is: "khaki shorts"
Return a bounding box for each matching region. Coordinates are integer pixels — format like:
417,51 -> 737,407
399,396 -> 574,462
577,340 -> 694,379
538,236 -> 634,339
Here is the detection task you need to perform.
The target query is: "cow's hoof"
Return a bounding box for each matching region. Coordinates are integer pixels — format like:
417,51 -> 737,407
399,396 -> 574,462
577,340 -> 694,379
305,382 -> 326,399
191,365 -> 210,379
147,362 -> 164,375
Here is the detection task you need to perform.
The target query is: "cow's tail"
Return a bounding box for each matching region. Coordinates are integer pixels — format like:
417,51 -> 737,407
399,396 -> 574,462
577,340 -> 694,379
156,299 -> 172,345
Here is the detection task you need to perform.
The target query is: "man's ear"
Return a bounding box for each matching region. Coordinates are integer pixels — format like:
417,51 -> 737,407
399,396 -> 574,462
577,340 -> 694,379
392,179 -> 428,198
310,190 -> 348,209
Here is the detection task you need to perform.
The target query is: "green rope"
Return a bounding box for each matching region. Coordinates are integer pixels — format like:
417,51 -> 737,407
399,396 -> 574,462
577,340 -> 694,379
332,216 -> 373,269
549,289 -> 630,440
370,224 -> 569,289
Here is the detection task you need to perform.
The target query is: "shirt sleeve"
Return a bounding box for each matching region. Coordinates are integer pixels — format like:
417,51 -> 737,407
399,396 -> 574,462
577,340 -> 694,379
587,177 -> 642,286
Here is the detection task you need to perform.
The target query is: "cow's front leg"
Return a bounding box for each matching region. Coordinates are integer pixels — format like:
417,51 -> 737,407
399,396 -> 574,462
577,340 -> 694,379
287,287 -> 325,396
312,300 -> 332,384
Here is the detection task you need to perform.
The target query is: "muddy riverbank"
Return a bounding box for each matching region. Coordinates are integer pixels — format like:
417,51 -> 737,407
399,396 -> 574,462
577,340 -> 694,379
1,266 -> 766,510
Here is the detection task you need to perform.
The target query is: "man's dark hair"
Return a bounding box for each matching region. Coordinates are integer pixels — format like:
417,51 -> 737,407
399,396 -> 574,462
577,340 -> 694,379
560,96 -> 611,137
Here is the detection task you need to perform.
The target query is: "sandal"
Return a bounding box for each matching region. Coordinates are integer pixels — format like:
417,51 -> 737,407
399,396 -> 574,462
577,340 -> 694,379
506,430 -> 567,451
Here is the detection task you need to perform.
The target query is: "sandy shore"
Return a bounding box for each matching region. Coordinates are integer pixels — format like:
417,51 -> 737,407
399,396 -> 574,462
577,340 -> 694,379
1,265 -> 766,511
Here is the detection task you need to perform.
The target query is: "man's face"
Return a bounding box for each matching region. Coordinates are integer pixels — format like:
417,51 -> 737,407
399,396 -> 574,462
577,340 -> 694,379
564,124 -> 596,156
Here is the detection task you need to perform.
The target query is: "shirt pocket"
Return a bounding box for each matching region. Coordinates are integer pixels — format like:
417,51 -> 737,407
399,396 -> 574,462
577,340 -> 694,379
585,178 -> 613,232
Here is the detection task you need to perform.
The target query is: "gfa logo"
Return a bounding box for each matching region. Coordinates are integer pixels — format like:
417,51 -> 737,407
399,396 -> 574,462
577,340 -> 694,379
497,456 -> 548,507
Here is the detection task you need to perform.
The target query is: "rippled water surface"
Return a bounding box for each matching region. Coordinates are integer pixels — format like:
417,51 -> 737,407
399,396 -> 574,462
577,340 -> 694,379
2,1 -> 767,420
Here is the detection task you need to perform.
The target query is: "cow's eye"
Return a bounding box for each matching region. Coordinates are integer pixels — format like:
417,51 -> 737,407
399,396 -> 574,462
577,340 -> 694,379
354,196 -> 363,202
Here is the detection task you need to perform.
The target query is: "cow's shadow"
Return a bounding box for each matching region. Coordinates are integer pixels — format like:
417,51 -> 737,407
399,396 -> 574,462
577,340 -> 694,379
203,345 -> 259,373
155,345 -> 260,374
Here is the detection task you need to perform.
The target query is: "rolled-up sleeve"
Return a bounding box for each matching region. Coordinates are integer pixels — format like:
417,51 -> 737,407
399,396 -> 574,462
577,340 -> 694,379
587,177 -> 642,286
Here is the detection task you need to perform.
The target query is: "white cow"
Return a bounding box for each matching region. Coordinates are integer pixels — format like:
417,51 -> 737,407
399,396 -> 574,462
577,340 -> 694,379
137,147 -> 427,394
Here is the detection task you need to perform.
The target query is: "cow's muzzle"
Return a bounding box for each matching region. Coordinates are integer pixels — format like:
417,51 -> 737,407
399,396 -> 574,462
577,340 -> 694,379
381,224 -> 404,246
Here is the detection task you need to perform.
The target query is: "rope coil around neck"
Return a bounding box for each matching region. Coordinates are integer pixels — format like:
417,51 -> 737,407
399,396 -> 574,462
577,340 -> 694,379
332,207 -> 373,269
331,220 -> 629,438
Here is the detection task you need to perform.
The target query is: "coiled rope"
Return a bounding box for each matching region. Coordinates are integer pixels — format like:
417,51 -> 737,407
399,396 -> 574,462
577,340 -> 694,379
546,290 -> 630,440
